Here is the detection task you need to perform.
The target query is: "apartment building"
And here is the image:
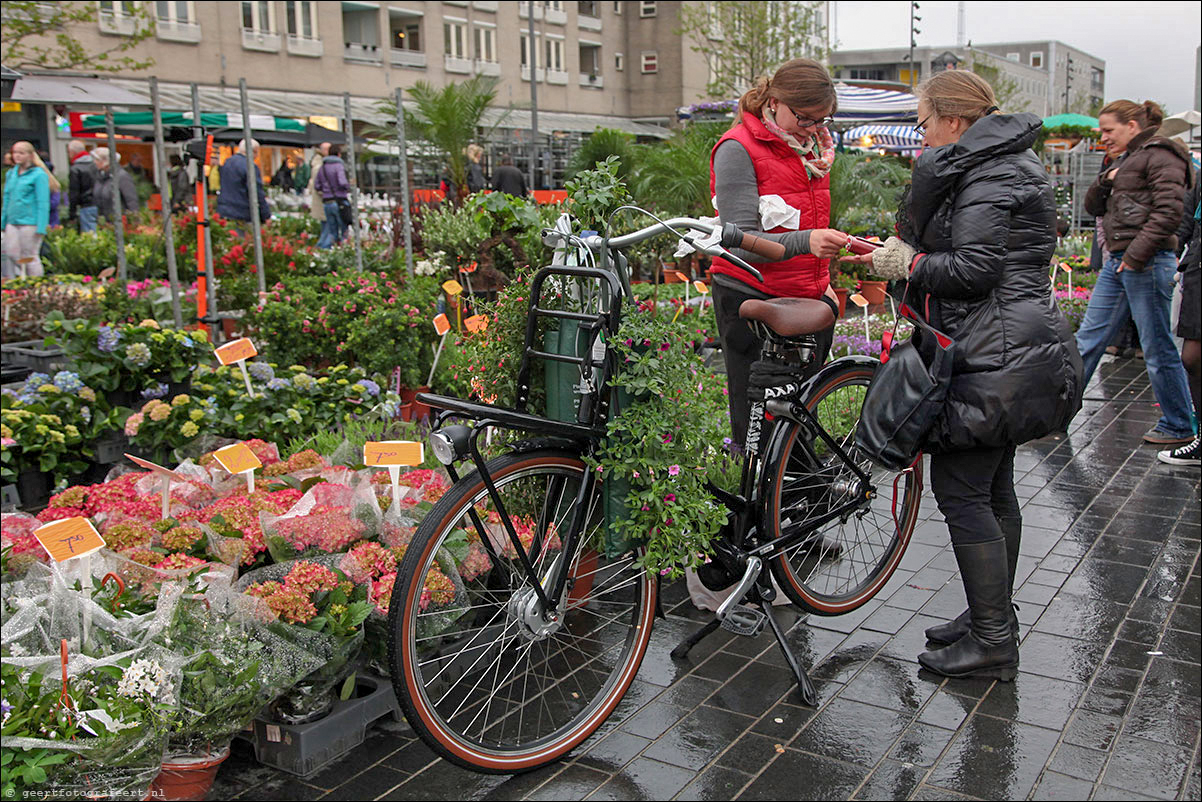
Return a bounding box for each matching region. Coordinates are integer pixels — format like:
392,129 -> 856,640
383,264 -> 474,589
973,41 -> 1105,117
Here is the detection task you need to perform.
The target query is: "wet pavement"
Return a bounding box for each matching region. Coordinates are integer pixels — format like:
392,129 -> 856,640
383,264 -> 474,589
214,355 -> 1201,801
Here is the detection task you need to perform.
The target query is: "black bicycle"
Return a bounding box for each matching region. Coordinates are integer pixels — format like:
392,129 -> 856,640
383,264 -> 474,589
387,210 -> 922,773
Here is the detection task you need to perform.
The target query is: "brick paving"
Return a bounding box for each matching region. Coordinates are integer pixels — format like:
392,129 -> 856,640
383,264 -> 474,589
215,355 -> 1201,801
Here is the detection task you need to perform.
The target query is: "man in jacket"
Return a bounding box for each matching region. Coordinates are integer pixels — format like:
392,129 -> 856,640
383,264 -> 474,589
91,148 -> 139,222
216,139 -> 271,225
1078,100 -> 1194,447
314,143 -> 349,248
67,140 -> 99,232
491,154 -> 528,197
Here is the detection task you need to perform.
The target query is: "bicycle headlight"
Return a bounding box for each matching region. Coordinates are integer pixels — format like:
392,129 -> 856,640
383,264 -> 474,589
430,425 -> 472,465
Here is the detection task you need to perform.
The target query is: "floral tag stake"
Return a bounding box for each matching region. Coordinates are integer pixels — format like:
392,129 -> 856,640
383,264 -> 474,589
428,314 -> 452,386
125,453 -> 187,519
213,442 -> 263,494
850,292 -> 871,343
364,441 -> 424,510
215,338 -> 259,395
34,517 -> 105,563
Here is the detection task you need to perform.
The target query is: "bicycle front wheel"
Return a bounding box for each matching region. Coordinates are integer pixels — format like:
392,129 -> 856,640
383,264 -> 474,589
388,449 -> 657,774
763,361 -> 922,615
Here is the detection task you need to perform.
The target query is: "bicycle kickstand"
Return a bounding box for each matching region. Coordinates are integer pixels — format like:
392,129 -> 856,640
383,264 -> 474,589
669,618 -> 721,660
758,600 -> 820,707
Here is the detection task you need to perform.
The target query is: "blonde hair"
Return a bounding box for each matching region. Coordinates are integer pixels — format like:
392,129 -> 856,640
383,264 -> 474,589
736,58 -> 838,123
1099,99 -> 1164,131
918,70 -> 999,125
466,143 -> 484,163
11,141 -> 61,193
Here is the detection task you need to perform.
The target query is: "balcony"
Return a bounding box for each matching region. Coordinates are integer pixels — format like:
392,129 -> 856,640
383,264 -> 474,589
546,7 -> 567,24
520,65 -> 546,82
519,4 -> 543,20
156,18 -> 202,43
475,59 -> 501,76
287,35 -> 323,57
445,55 -> 473,74
241,28 -> 281,52
546,69 -> 569,85
391,49 -> 427,68
578,72 -> 602,89
99,10 -> 138,35
344,42 -> 382,64
578,14 -> 601,31
472,0 -> 499,9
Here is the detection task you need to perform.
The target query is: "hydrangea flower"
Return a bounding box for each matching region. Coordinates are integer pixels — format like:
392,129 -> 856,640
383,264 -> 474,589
180,421 -> 199,437
247,361 -> 275,382
140,383 -> 169,400
293,373 -> 316,391
359,379 -> 381,397
52,371 -> 83,393
266,377 -> 291,392
97,325 -> 122,353
125,343 -> 152,367
123,412 -> 144,436
148,403 -> 171,422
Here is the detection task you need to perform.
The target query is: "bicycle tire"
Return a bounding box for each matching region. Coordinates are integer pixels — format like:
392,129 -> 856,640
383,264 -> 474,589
388,449 -> 657,774
763,361 -> 921,615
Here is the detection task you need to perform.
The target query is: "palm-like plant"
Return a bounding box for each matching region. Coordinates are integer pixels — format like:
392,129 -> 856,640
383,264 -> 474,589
373,76 -> 503,202
565,128 -> 637,181
827,151 -> 911,234
629,123 -> 728,217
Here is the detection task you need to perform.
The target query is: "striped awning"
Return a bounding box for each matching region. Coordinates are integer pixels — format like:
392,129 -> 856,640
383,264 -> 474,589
77,112 -> 306,131
832,84 -> 919,123
843,124 -> 923,150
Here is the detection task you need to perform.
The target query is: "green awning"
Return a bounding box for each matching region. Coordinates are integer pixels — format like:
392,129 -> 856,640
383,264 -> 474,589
78,112 -> 306,132
1043,113 -> 1099,130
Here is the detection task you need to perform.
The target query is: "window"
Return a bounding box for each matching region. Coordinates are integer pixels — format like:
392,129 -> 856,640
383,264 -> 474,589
849,68 -> 884,81
579,42 -> 600,74
1006,52 -> 1020,62
613,1 -> 622,13
614,51 -> 623,71
242,0 -> 273,32
544,37 -> 564,71
545,0 -> 563,10
1030,52 -> 1043,68
640,51 -> 657,73
520,33 -> 534,68
286,1 -> 317,38
100,1 -> 137,15
474,25 -> 496,62
444,20 -> 466,59
639,1 -> 655,17
391,18 -> 421,51
156,1 -> 193,24
579,0 -> 598,16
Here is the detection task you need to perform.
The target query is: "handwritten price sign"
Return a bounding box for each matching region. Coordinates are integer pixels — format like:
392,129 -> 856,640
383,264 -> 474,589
433,313 -> 451,336
34,518 -> 105,563
364,441 -> 424,466
215,338 -> 258,365
213,442 -> 263,475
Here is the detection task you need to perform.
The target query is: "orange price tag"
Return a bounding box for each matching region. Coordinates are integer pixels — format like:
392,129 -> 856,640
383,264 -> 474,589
433,313 -> 451,336
693,280 -> 710,294
1059,262 -> 1072,273
442,279 -> 464,296
462,261 -> 478,274
674,271 -> 689,283
212,442 -> 263,475
34,517 -> 105,562
215,337 -> 258,365
124,453 -> 187,482
464,314 -> 488,332
849,293 -> 870,307
98,267 -> 116,280
363,441 -> 424,466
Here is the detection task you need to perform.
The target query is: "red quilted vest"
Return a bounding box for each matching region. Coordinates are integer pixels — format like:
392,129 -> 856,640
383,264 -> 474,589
708,112 -> 832,298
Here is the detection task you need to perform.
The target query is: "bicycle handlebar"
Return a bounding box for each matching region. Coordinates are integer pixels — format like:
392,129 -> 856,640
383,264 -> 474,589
574,218 -> 765,284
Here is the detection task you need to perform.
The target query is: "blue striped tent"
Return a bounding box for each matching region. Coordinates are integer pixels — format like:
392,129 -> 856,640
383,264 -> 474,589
833,85 -> 919,123
843,124 -> 923,151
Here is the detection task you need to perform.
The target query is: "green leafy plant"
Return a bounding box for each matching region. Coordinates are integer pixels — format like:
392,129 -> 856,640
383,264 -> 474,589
630,123 -> 727,218
564,155 -> 631,234
566,128 -> 637,181
828,152 -> 911,237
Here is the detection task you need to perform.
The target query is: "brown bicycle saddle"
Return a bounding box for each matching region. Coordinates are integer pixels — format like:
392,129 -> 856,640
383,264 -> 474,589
738,297 -> 837,337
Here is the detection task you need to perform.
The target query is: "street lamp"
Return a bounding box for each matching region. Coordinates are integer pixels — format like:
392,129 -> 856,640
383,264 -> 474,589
909,2 -> 921,89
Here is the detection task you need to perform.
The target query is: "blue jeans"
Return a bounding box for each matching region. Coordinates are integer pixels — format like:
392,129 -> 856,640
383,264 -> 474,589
317,200 -> 345,248
1075,249 -> 1194,437
77,205 -> 98,233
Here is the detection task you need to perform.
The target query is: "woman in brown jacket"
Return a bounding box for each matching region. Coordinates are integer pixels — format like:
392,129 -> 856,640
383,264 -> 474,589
1075,100 -> 1194,446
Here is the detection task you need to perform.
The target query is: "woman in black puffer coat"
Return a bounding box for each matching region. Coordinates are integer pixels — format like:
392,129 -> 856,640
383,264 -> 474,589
845,70 -> 1082,681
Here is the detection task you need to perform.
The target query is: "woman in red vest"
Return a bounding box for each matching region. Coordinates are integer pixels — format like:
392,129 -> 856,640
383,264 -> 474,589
709,58 -> 851,449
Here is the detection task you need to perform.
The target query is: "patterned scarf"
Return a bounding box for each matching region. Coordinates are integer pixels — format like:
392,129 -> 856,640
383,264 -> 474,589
761,105 -> 836,179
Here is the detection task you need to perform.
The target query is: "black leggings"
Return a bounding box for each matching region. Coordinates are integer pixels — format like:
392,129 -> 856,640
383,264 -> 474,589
929,444 -> 1021,546
712,279 -> 833,448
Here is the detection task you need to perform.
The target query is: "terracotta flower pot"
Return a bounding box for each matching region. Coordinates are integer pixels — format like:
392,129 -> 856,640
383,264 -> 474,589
568,548 -> 600,605
833,287 -> 849,317
150,746 -> 230,802
858,280 -> 888,306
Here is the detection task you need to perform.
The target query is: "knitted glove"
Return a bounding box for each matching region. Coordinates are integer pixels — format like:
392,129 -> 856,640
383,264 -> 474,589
869,237 -> 917,280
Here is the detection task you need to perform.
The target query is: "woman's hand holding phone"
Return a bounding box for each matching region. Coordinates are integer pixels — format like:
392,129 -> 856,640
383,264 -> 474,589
810,228 -> 852,259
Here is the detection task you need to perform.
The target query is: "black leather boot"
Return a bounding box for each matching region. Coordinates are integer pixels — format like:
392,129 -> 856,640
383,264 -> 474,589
918,538 -> 1020,681
925,516 -> 1021,645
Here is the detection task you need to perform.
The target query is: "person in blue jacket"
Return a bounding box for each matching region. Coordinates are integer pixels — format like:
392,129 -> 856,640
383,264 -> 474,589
1,141 -> 51,278
216,138 -> 271,225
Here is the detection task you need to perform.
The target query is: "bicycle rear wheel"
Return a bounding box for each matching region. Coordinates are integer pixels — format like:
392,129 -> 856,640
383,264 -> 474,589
763,361 -> 921,615
388,449 -> 657,773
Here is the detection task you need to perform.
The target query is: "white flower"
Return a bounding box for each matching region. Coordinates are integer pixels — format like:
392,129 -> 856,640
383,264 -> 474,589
117,659 -> 174,704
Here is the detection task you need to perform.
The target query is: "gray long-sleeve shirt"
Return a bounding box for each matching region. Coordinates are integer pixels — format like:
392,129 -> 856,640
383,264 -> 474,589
712,140 -> 813,264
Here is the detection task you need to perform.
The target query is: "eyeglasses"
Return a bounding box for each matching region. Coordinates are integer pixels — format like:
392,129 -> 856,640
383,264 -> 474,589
781,104 -> 833,129
914,115 -> 933,136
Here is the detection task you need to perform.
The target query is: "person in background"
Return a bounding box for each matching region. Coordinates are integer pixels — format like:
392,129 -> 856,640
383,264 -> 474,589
491,154 -> 528,198
216,138 -> 271,226
1159,162 -> 1202,465
466,143 -> 486,194
1,141 -> 51,278
306,142 -> 328,224
40,152 -> 61,228
92,147 -> 139,222
67,139 -> 100,233
168,154 -> 191,214
314,143 -> 350,248
845,70 -> 1082,681
293,152 -> 311,197
272,158 -> 294,193
1078,100 -> 1194,448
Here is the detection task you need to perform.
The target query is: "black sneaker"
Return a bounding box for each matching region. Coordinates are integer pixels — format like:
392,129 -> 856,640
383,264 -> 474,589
1158,436 -> 1201,466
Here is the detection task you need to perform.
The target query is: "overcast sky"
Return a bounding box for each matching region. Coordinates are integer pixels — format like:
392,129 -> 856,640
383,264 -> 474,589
831,1 -> 1201,114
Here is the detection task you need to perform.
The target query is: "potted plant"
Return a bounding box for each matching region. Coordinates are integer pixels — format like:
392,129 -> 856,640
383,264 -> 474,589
829,271 -> 858,317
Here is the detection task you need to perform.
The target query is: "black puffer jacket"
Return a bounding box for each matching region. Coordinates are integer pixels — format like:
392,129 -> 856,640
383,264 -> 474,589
899,112 -> 1084,453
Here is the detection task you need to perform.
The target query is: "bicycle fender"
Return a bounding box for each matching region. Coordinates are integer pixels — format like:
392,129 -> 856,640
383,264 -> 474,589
507,436 -> 585,455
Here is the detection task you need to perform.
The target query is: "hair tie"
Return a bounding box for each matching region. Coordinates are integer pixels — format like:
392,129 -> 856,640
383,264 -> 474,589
985,105 -> 999,115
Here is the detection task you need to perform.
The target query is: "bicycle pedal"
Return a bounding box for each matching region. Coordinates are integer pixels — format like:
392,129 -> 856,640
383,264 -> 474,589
720,604 -> 767,637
